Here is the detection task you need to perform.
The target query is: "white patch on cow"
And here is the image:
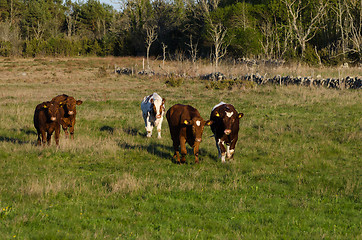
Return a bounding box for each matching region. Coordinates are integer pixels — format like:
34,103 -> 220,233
226,111 -> 234,118
212,102 -> 227,111
196,120 -> 201,126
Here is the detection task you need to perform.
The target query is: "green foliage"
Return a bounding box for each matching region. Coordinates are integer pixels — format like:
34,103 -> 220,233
0,40 -> 11,57
165,75 -> 183,87
205,79 -> 256,90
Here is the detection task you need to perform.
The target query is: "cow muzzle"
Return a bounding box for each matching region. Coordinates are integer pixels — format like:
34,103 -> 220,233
50,117 -> 56,121
68,111 -> 74,115
224,129 -> 231,135
195,138 -> 202,142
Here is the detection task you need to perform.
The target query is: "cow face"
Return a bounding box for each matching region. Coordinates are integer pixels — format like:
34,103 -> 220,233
150,98 -> 165,119
213,109 -> 243,135
183,118 -> 212,142
43,101 -> 60,122
62,97 -> 83,116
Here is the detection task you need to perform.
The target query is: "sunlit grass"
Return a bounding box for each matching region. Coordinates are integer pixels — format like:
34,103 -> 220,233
0,57 -> 360,239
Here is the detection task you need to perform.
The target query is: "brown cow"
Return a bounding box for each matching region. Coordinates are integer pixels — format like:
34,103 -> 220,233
51,94 -> 83,139
210,102 -> 244,162
166,104 -> 212,164
33,101 -> 61,146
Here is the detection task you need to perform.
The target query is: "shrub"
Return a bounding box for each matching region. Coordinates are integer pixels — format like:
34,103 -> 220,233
205,79 -> 256,90
0,41 -> 12,57
165,76 -> 184,87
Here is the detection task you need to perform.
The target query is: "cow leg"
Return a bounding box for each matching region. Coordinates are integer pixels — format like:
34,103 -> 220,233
47,132 -> 52,145
217,139 -> 227,162
180,138 -> 187,163
63,126 -> 69,138
69,125 -> 75,140
145,114 -> 153,138
226,145 -> 231,159
41,131 -> 46,146
172,141 -> 180,163
215,137 -> 221,158
193,143 -> 200,164
156,119 -> 162,139
228,139 -> 238,159
55,127 -> 60,146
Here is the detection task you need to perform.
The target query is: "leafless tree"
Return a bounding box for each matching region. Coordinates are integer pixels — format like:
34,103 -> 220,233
186,35 -> 198,65
145,25 -> 158,69
161,42 -> 167,67
200,0 -> 229,70
283,0 -> 328,58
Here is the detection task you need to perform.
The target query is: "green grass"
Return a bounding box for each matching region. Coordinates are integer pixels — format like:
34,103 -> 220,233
0,57 -> 361,239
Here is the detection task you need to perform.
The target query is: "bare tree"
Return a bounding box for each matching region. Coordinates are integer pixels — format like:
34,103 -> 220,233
283,0 -> 328,58
344,0 -> 361,55
186,34 -> 198,65
145,25 -> 158,69
161,42 -> 167,67
200,0 -> 229,70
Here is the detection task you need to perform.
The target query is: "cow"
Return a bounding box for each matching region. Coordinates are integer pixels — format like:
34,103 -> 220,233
141,93 -> 166,138
210,102 -> 244,162
51,94 -> 83,139
33,101 -> 61,146
166,104 -> 212,164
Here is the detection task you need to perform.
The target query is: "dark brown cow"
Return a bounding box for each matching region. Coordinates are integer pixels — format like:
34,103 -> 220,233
166,104 -> 212,164
51,94 -> 83,139
210,102 -> 244,162
33,101 -> 61,146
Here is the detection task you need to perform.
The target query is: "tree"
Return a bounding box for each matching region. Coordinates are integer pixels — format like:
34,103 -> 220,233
145,25 -> 157,69
201,0 -> 229,70
283,0 -> 328,58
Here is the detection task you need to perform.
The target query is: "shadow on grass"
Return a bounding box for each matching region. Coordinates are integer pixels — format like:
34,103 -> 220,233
118,140 -> 217,164
100,125 -> 114,134
20,128 -> 37,135
118,141 -> 173,160
122,127 -> 146,137
0,136 -> 30,145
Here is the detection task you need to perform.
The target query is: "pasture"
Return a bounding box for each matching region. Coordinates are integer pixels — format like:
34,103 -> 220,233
0,57 -> 361,239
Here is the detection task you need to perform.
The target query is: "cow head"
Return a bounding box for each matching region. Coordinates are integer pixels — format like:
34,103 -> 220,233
183,118 -> 212,143
61,97 -> 83,116
213,108 -> 243,135
150,98 -> 165,119
43,101 -> 60,122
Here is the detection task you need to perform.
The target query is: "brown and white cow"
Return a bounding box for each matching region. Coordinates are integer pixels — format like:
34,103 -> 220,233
141,93 -> 166,138
51,94 -> 83,139
210,102 -> 244,162
166,104 -> 212,164
33,101 -> 61,146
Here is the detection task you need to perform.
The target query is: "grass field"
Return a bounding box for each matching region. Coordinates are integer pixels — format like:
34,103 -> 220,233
0,57 -> 361,239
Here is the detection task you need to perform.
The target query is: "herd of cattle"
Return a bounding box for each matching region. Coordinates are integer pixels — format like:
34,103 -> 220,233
34,93 -> 244,163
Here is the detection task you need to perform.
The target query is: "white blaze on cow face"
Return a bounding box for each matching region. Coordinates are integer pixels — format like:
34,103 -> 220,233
196,120 -> 201,126
226,111 -> 234,118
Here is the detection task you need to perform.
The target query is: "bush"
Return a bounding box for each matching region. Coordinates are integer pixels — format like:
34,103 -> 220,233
0,41 -> 12,57
165,76 -> 184,87
205,79 -> 256,90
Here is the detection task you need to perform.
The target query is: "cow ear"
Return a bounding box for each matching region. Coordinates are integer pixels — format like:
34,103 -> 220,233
215,111 -> 220,117
76,100 -> 83,105
205,120 -> 213,126
150,98 -> 154,103
238,113 -> 244,119
162,98 -> 166,104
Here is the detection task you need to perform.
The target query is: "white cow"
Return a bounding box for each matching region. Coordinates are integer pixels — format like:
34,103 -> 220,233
141,93 -> 166,138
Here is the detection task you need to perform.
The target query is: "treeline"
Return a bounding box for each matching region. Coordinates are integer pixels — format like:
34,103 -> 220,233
0,0 -> 361,65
